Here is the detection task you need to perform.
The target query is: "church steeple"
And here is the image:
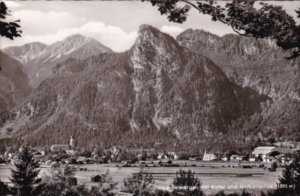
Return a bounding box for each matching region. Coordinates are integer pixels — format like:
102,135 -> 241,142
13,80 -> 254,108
70,136 -> 75,149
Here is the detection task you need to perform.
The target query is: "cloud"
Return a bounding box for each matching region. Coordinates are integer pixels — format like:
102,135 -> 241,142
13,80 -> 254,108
5,1 -> 22,8
160,25 -> 185,37
12,10 -> 87,36
4,21 -> 138,52
2,1 -> 297,51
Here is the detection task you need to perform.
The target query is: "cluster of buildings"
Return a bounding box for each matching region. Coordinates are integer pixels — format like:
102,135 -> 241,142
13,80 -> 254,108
203,144 -> 300,164
1,135 -> 299,166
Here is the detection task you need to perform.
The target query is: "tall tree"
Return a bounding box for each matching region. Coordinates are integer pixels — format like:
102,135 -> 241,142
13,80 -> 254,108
10,146 -> 44,196
268,152 -> 300,196
143,0 -> 300,59
0,1 -> 21,39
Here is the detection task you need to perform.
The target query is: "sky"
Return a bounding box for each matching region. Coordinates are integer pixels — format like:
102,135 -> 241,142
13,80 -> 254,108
1,1 -> 299,52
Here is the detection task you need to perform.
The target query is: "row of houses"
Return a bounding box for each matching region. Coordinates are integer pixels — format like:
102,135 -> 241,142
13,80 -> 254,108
47,142 -> 299,164
203,146 -> 300,163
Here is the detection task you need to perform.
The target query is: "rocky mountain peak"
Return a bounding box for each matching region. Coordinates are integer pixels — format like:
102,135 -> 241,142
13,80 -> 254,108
2,42 -> 48,64
177,28 -> 300,100
2,34 -> 113,88
61,34 -> 103,49
24,42 -> 48,50
64,33 -> 90,41
134,24 -> 181,53
30,34 -> 112,65
0,25 -> 274,151
131,25 -> 184,72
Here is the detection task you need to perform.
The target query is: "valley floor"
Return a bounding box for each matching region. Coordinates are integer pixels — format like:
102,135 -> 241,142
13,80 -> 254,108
0,161 -> 281,195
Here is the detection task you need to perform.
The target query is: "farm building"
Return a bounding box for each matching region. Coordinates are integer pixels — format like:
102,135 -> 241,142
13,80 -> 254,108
252,146 -> 278,158
50,144 -> 70,152
203,150 -> 217,161
252,146 -> 279,162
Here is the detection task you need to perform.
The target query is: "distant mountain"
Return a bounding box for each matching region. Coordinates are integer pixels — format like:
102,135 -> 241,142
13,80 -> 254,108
30,34 -> 113,64
2,34 -> 113,87
177,29 -> 300,100
0,25 -> 268,151
0,51 -> 31,113
177,29 -> 300,143
2,42 -> 47,64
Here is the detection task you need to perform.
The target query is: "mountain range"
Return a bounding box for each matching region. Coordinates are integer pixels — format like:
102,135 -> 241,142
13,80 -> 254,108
177,29 -> 300,100
177,29 -> 300,147
0,25 -> 299,152
3,34 -> 113,87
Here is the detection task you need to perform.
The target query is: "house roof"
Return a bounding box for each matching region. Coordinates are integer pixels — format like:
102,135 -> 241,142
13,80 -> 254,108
254,146 -> 276,150
51,144 -> 69,147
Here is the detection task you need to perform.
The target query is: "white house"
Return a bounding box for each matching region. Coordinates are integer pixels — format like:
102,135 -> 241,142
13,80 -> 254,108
157,153 -> 168,160
252,146 -> 279,162
249,157 -> 256,162
203,150 -> 217,161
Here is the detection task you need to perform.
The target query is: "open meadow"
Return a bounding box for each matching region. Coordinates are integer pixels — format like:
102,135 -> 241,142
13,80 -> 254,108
0,161 -> 281,195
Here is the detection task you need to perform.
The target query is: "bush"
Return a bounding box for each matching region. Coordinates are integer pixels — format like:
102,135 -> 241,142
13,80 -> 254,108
172,169 -> 204,196
123,170 -> 155,195
154,189 -> 172,196
269,162 -> 277,172
0,180 -> 10,196
215,190 -> 252,196
91,175 -> 103,183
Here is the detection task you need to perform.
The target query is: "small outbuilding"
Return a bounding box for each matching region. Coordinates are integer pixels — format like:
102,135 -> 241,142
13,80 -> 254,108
230,155 -> 243,161
50,144 -> 70,152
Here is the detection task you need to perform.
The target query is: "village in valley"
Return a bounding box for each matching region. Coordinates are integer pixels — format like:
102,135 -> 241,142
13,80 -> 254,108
1,135 -> 300,170
0,0 -> 299,195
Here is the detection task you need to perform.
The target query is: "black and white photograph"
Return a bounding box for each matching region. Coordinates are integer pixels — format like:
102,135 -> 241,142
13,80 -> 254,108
0,0 -> 299,195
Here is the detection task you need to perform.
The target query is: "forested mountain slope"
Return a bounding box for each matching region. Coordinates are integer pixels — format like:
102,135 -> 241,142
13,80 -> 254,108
0,25 -> 270,152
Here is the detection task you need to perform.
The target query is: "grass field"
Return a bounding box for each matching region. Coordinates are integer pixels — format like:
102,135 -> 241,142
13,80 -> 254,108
0,161 -> 281,195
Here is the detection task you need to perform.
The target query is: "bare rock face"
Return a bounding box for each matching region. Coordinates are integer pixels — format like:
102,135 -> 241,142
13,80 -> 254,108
129,25 -> 245,134
0,25 -> 268,149
3,34 -> 113,87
